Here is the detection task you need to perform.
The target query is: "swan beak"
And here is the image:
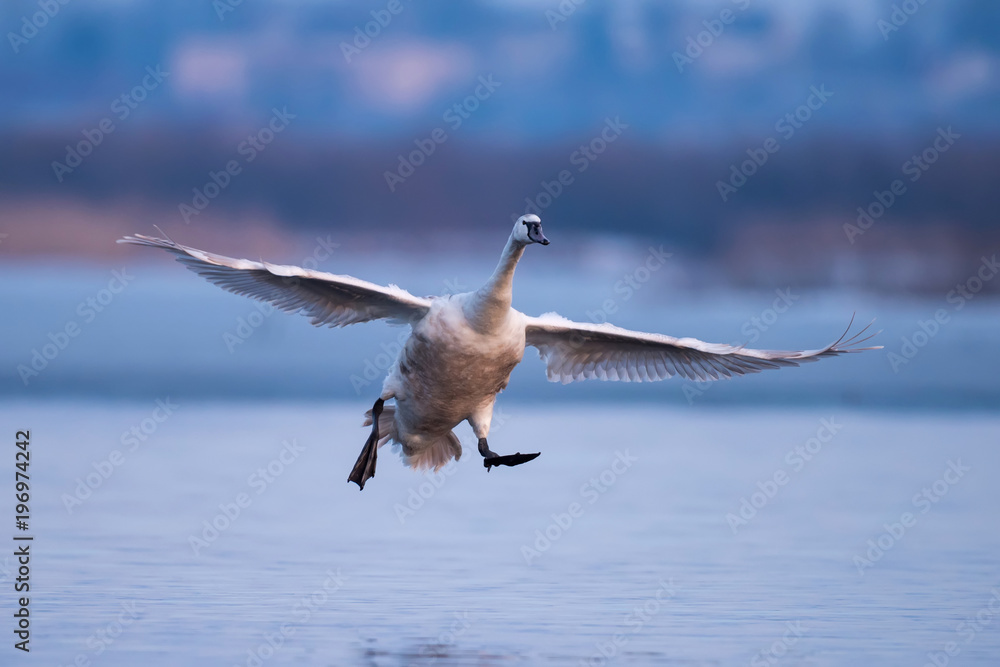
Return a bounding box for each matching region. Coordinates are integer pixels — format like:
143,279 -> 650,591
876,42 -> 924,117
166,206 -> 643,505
528,226 -> 550,245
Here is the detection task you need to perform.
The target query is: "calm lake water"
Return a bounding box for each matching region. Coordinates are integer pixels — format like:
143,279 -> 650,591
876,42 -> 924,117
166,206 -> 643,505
6,401 -> 999,665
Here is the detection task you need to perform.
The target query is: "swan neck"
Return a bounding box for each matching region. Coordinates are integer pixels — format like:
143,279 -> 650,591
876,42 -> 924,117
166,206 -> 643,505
490,234 -> 525,292
467,234 -> 525,332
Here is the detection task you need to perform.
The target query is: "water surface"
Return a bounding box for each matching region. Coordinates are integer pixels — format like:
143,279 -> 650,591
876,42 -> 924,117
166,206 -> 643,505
7,401 -> 998,665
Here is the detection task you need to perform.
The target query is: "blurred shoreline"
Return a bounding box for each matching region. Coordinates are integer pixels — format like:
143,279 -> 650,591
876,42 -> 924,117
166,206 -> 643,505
2,195 -> 998,296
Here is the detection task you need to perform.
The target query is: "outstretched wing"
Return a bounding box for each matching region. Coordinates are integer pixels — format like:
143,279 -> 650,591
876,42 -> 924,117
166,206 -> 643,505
118,233 -> 431,326
524,313 -> 880,384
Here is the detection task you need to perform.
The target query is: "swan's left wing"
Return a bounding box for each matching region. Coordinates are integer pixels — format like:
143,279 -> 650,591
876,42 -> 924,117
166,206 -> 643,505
118,234 -> 431,326
524,313 -> 880,384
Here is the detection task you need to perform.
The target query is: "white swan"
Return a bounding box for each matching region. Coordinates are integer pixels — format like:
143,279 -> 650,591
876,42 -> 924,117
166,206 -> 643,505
119,216 -> 879,489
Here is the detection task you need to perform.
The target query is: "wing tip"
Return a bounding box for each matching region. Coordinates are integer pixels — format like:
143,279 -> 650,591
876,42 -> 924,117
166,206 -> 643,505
117,232 -> 176,249
827,316 -> 882,354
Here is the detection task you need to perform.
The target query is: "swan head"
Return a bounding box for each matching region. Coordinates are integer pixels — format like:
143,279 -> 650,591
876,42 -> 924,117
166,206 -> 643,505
512,214 -> 549,246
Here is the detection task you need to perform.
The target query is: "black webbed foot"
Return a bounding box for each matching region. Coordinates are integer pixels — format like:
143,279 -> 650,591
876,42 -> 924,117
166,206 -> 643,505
478,437 -> 540,472
484,451 -> 541,471
348,398 -> 384,490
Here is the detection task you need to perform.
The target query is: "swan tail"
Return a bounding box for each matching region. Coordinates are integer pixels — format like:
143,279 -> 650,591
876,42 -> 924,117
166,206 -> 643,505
362,405 -> 461,471
395,430 -> 462,472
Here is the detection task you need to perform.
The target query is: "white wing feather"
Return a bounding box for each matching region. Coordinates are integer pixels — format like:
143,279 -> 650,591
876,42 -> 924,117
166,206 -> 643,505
524,312 -> 880,384
118,234 -> 431,326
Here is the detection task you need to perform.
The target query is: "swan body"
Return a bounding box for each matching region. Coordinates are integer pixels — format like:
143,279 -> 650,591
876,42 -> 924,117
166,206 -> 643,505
119,215 -> 879,489
382,293 -> 527,469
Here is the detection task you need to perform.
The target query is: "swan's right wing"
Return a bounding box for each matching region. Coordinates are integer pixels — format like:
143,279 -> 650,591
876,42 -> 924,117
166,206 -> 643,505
118,234 -> 431,326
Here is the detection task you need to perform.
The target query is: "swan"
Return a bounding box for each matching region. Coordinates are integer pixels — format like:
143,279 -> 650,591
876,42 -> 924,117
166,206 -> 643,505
118,216 -> 879,490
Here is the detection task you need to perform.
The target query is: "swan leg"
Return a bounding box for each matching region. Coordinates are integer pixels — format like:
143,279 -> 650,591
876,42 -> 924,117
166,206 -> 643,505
478,437 -> 540,472
348,397 -> 384,490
